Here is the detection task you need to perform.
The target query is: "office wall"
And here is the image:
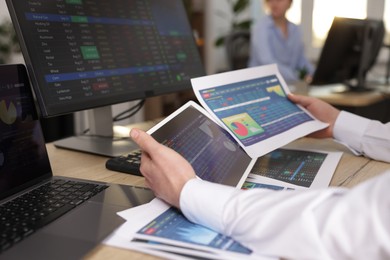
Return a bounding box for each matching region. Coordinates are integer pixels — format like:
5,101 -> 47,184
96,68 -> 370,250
0,1 -> 22,64
203,1 -> 261,75
0,2 -> 9,20
203,2 -> 230,74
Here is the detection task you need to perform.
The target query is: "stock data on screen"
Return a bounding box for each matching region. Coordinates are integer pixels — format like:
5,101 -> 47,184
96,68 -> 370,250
11,1 -> 203,114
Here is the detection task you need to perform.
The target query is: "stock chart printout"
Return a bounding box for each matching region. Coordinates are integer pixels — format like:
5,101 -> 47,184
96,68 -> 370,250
192,64 -> 328,158
107,199 -> 260,259
246,148 -> 342,189
250,149 -> 327,188
135,207 -> 252,256
241,181 -> 286,191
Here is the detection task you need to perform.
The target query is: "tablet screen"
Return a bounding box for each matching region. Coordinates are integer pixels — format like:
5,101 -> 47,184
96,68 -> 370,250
149,102 -> 254,187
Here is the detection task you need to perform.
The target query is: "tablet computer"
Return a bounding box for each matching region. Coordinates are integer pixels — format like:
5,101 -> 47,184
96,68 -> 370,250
147,101 -> 255,188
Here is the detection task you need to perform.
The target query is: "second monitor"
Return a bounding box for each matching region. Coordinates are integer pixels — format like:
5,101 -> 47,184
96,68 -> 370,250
311,17 -> 385,92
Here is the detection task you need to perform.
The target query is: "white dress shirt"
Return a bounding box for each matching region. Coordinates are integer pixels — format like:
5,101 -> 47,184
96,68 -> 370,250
334,111 -> 390,163
180,111 -> 390,260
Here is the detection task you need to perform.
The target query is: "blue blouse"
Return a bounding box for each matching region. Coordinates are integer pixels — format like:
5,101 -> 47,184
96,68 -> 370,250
248,15 -> 314,83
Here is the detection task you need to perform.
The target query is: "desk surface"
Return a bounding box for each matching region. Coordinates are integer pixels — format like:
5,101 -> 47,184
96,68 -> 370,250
291,81 -> 390,107
46,131 -> 390,259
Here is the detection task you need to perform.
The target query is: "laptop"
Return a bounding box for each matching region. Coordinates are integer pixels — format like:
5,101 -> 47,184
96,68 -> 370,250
0,64 -> 155,259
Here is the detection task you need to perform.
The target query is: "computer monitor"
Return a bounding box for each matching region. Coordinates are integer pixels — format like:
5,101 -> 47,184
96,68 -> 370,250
6,0 -> 205,157
311,17 -> 385,92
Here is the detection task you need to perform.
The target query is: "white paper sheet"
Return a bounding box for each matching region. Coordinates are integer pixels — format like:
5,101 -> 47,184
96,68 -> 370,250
104,198 -> 275,260
191,64 -> 328,158
242,148 -> 343,190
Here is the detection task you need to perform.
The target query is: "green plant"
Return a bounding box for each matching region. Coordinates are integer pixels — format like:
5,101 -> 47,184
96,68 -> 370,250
215,0 -> 253,47
0,20 -> 20,64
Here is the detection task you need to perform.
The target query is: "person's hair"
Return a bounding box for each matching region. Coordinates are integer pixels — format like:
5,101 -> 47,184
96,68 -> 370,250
265,0 -> 293,2
263,0 -> 293,13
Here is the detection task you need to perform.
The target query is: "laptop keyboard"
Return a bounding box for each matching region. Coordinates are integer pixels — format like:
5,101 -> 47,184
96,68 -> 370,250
0,179 -> 108,253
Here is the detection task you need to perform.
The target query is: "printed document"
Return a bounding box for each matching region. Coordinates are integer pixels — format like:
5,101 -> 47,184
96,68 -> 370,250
191,64 -> 328,158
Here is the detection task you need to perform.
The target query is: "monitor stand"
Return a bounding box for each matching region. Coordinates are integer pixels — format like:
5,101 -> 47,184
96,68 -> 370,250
54,106 -> 139,157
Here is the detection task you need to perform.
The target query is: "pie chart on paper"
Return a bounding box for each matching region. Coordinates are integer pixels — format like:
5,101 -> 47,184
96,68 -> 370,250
231,122 -> 249,137
0,100 -> 17,125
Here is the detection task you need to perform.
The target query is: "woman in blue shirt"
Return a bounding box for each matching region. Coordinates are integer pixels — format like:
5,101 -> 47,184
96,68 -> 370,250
248,0 -> 314,83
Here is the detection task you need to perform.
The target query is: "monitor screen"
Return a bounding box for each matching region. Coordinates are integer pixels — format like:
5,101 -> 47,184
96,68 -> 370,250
6,0 -> 205,156
311,17 -> 385,92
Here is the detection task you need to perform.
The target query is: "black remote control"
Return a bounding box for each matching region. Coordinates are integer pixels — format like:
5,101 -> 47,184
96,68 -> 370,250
105,149 -> 142,176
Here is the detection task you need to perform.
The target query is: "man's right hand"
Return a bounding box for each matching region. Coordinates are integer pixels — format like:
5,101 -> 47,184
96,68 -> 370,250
130,128 -> 196,208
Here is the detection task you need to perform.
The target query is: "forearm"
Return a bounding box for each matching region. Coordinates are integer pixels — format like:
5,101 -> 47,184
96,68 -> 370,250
180,174 -> 390,259
334,111 -> 390,163
181,179 -> 342,259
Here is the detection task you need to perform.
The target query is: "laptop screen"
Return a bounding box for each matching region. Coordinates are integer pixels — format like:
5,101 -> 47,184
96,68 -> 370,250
0,64 -> 52,200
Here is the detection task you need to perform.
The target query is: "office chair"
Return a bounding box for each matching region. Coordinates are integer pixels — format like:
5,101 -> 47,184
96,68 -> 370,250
225,30 -> 251,71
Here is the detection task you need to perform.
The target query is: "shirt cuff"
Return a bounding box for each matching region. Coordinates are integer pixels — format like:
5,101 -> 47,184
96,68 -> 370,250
179,178 -> 238,233
333,111 -> 371,154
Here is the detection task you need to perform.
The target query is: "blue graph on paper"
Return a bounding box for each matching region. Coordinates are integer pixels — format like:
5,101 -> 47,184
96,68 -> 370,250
137,207 -> 252,254
199,75 -> 313,147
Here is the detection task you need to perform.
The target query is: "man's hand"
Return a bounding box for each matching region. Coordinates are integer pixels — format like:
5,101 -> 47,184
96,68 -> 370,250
130,128 -> 196,208
288,93 -> 340,138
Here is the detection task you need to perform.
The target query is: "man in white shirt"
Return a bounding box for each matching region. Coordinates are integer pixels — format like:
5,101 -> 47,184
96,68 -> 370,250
130,94 -> 390,260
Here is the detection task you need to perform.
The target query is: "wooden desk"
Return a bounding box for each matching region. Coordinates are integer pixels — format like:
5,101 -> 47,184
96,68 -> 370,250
46,136 -> 390,259
308,85 -> 386,107
290,81 -> 390,122
291,81 -> 388,106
